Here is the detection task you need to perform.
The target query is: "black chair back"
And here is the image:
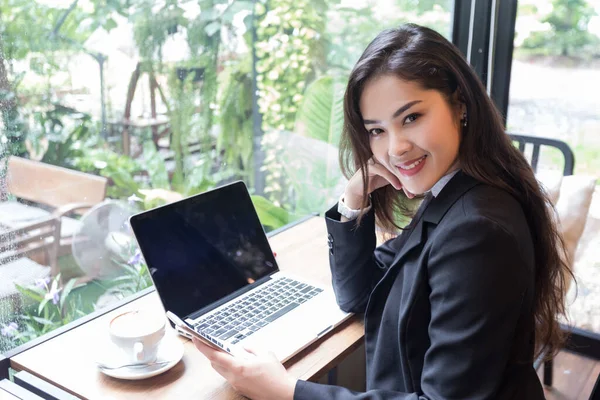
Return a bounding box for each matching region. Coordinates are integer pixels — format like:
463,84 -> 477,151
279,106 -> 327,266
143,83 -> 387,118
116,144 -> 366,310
508,133 -> 575,176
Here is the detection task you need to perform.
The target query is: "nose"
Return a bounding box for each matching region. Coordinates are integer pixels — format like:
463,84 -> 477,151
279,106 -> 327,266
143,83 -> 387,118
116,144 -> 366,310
387,130 -> 412,159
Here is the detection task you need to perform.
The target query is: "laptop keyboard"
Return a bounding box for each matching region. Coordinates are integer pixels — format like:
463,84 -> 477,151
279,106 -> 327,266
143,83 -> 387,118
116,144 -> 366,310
193,278 -> 323,345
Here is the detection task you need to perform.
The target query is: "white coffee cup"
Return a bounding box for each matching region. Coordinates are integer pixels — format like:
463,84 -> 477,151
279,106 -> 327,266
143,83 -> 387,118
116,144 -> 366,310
109,310 -> 166,364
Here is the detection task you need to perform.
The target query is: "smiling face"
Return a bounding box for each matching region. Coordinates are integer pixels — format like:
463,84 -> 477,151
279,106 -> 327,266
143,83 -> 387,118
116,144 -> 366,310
359,74 -> 463,196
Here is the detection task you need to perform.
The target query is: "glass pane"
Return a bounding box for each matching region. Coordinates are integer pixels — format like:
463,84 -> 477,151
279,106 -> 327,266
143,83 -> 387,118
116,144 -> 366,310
507,0 -> 600,333
0,0 -> 453,353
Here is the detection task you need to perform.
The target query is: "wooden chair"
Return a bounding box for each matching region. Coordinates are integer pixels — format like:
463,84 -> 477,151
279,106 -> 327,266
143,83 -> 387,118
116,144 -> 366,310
0,216 -> 61,299
2,156 -> 108,256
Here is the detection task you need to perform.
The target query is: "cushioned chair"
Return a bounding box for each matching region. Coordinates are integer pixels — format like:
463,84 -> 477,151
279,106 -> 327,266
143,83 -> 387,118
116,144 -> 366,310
509,133 -> 600,387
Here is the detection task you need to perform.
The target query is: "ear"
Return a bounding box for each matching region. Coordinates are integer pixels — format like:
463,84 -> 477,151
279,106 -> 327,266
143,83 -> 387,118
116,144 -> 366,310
450,89 -> 467,119
453,101 -> 466,123
459,102 -> 467,118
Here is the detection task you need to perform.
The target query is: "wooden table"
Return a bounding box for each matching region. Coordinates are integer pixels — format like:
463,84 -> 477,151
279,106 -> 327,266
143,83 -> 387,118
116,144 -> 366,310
10,217 -> 365,399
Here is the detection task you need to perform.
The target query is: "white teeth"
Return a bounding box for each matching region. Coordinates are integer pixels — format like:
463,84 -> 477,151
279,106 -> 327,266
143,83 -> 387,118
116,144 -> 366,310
399,156 -> 425,170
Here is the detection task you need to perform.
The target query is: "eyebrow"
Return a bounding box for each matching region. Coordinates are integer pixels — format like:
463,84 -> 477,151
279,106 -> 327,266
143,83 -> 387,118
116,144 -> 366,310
363,100 -> 423,125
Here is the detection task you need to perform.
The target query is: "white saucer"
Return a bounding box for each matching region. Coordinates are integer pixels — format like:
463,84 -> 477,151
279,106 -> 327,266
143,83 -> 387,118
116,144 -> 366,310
96,332 -> 184,380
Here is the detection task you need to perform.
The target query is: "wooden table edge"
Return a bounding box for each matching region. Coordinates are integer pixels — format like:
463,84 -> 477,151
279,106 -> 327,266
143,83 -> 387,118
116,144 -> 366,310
299,327 -> 365,382
8,358 -> 81,398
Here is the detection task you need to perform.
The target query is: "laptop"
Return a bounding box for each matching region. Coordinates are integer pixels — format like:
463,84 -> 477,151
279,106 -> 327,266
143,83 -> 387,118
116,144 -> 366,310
129,181 -> 351,362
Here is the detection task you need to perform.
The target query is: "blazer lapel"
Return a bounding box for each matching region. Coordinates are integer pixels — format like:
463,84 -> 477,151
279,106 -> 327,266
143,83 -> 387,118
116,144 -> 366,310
388,198 -> 430,269
422,171 -> 481,225
388,171 -> 481,268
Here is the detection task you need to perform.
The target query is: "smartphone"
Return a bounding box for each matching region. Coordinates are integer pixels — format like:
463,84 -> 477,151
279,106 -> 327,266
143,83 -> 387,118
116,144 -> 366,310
166,311 -> 241,357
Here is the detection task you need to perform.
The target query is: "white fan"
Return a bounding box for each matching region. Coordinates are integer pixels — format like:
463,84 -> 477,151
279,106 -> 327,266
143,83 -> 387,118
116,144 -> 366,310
71,200 -> 138,280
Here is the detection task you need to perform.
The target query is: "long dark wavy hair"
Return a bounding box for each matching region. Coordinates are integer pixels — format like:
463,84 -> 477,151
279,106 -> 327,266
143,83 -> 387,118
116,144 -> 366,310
340,24 -> 572,360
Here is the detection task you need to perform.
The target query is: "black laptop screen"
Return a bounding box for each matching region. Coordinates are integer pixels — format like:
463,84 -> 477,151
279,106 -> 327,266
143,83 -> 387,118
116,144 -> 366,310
129,181 -> 279,319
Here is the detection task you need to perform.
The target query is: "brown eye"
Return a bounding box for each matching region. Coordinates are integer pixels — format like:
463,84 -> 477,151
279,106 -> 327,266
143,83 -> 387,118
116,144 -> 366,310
368,128 -> 384,136
403,113 -> 421,125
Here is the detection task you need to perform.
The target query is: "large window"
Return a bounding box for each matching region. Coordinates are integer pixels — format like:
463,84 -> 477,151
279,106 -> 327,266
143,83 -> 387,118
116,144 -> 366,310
0,0 -> 453,354
506,0 -> 600,333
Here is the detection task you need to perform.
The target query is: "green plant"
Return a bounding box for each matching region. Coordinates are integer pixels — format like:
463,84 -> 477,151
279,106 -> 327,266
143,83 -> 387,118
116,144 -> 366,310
278,73 -> 348,216
5,275 -> 91,345
395,0 -> 451,13
324,4 -> 380,72
255,0 -> 328,133
0,0 -> 126,160
296,74 -> 346,146
0,67 -> 26,158
254,0 -> 329,206
140,140 -> 232,204
186,0 -> 219,141
28,105 -> 96,169
179,0 -> 255,186
521,0 -> 599,57
261,129 -> 289,207
73,147 -> 144,199
251,194 -> 294,231
104,247 -> 154,300
218,58 -> 254,178
166,71 -> 201,189
132,2 -> 187,63
263,129 -> 344,217
130,0 -> 255,190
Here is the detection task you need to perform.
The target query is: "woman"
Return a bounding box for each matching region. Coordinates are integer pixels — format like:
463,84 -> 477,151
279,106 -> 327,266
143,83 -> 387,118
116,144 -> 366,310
193,24 -> 571,400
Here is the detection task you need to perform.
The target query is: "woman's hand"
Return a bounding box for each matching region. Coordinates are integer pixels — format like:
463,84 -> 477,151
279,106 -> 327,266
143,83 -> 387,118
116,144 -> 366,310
344,158 -> 408,209
193,337 -> 297,400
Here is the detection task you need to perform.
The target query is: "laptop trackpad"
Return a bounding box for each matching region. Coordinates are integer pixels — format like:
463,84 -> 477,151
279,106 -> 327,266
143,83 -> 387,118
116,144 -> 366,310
239,294 -> 345,361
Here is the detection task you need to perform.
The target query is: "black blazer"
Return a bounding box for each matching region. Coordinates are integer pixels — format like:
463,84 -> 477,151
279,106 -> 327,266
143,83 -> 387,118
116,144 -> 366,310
294,171 -> 545,400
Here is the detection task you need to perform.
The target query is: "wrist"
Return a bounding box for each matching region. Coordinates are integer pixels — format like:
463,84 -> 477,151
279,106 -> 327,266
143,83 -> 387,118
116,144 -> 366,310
338,192 -> 372,221
283,377 -> 297,400
343,192 -> 363,210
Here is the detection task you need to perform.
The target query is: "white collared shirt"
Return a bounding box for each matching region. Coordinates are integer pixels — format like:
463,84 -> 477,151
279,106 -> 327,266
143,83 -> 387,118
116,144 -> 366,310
430,169 -> 460,198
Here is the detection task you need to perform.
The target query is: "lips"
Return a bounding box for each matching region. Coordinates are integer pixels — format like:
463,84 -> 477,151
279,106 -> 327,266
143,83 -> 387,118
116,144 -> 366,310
396,155 -> 427,170
395,155 -> 427,177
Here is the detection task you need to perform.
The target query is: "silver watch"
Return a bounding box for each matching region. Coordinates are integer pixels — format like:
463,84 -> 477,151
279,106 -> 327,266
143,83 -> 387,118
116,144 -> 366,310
337,193 -> 371,220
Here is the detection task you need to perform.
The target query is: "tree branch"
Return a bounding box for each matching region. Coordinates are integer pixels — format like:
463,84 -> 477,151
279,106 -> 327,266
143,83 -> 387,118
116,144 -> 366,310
50,0 -> 80,38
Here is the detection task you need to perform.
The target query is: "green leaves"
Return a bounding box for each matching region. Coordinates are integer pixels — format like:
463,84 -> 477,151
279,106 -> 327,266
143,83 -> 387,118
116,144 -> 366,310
296,74 -> 347,146
142,141 -> 169,190
104,18 -> 118,31
38,297 -> 51,316
221,1 -> 253,24
520,0 -> 599,57
205,21 -> 221,36
218,60 -> 254,176
14,284 -> 44,302
251,195 -> 290,230
6,276 -> 91,351
59,278 -> 78,311
256,0 -> 328,133
106,164 -> 142,197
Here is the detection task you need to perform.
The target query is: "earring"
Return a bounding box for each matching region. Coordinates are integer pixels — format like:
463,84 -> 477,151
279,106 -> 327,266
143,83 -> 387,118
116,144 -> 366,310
462,112 -> 468,127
